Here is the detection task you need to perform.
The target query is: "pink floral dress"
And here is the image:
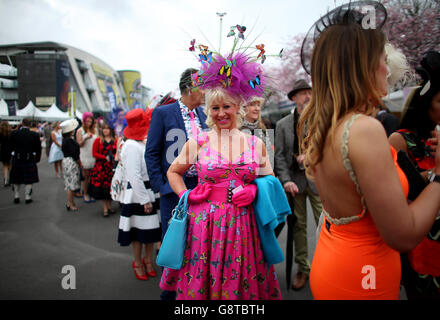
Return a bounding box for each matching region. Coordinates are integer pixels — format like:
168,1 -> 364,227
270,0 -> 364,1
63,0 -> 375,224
160,133 -> 281,300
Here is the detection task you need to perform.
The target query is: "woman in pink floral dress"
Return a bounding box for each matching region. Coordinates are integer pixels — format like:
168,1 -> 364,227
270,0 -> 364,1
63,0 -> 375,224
160,83 -> 281,300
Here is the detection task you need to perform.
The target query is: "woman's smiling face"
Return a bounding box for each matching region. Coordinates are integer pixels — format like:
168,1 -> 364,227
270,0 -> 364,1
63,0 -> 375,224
210,100 -> 240,131
244,100 -> 261,122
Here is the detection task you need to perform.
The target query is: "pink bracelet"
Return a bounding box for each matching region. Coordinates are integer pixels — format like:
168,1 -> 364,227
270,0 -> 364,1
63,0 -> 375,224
178,189 -> 188,198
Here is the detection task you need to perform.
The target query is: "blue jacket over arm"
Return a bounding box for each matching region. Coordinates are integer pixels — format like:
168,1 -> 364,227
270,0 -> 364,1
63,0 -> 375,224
253,175 -> 292,265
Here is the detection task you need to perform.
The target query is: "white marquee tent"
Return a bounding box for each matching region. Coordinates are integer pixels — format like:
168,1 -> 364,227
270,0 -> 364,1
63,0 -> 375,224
0,99 -> 84,121
16,101 -> 47,118
43,104 -> 70,120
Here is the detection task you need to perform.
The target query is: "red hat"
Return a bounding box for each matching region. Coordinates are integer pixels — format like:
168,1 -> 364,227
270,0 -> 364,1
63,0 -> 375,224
123,108 -> 152,140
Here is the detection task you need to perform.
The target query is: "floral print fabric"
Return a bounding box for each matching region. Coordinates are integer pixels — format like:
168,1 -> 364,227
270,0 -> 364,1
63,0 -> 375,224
160,133 -> 281,300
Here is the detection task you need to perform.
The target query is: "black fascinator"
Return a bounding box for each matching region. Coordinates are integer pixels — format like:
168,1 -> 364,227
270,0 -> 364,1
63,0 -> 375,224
417,50 -> 440,96
300,0 -> 387,74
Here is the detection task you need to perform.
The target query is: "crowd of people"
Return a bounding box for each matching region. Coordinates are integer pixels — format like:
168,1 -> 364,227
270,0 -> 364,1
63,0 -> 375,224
0,1 -> 439,301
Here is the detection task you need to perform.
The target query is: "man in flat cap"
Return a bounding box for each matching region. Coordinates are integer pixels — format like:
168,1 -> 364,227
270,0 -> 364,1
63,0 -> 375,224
275,79 -> 322,290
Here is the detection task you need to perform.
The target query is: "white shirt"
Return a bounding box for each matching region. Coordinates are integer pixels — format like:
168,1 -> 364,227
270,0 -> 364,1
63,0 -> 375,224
120,139 -> 155,205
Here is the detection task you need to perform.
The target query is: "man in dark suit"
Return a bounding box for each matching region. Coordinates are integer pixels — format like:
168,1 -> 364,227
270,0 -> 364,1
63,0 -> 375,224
145,68 -> 207,299
9,118 -> 42,204
275,79 -> 322,290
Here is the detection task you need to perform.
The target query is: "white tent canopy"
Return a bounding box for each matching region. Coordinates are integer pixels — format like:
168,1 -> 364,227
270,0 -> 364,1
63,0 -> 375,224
0,99 -> 91,122
16,101 -> 38,117
44,104 -> 70,120
0,100 -> 79,121
14,101 -> 47,118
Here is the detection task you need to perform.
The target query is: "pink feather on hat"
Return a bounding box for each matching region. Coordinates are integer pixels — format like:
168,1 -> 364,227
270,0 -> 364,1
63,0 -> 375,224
196,52 -> 266,100
82,112 -> 94,122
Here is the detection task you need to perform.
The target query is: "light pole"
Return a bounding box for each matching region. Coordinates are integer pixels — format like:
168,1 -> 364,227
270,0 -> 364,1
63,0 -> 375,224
216,12 -> 226,52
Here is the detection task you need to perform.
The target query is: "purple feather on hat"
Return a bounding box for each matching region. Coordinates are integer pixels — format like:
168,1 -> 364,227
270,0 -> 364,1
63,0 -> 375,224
197,52 -> 266,100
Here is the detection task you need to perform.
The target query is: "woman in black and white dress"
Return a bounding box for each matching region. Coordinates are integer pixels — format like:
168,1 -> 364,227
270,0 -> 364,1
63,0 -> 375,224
117,108 -> 161,281
60,119 -> 81,211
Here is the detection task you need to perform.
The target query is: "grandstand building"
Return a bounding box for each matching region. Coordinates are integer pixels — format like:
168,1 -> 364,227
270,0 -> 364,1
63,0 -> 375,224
0,41 -> 150,114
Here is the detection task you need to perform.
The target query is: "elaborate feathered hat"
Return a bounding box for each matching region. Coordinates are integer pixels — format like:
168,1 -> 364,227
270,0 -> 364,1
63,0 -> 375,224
188,23 -> 282,101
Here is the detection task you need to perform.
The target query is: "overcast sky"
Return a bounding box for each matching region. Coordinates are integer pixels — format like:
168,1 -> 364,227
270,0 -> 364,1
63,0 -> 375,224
0,0 -> 348,99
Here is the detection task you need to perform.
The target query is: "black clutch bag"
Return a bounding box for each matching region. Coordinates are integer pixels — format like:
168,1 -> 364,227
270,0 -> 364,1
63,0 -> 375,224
396,150 -> 428,201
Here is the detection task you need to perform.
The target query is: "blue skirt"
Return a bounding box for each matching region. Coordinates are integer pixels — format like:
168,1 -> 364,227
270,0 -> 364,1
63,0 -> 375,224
48,144 -> 64,163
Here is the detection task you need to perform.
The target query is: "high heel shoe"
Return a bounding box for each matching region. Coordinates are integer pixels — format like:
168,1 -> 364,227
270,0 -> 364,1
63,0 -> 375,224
132,261 -> 148,281
66,204 -> 79,212
142,258 -> 157,277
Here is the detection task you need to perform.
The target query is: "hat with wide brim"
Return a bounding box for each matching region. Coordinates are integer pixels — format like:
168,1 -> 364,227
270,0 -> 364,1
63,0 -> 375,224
60,119 -> 79,134
288,79 -> 312,100
123,108 -> 152,140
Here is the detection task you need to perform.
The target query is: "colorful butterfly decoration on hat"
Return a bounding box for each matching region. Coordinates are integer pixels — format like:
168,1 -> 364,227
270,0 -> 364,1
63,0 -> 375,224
249,75 -> 261,89
192,70 -> 204,86
198,44 -> 212,64
227,26 -> 236,37
189,39 -> 196,52
236,25 -> 246,40
218,65 -> 231,78
218,58 -> 236,78
199,52 -> 213,64
199,44 -> 208,55
256,44 -> 265,58
219,78 -> 233,88
255,44 -> 267,64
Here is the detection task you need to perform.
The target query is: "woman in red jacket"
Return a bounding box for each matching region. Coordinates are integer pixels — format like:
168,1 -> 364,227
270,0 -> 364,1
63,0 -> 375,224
88,121 -> 117,217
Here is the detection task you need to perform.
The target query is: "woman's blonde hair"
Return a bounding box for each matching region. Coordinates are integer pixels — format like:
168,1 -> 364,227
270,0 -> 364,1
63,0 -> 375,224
298,23 -> 386,177
204,87 -> 246,129
243,96 -> 266,130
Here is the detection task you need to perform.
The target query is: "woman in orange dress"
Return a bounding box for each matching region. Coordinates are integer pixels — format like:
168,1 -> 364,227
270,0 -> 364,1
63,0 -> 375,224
297,1 -> 440,300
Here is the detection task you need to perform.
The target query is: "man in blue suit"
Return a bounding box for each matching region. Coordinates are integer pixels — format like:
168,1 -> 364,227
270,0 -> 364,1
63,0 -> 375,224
146,68 -> 207,235
145,68 -> 207,300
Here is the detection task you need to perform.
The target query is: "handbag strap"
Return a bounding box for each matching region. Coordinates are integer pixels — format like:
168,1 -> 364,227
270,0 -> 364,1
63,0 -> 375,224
173,189 -> 191,219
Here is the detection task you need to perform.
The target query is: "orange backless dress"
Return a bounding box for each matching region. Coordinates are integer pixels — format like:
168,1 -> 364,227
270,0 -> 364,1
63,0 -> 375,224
310,114 -> 409,300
